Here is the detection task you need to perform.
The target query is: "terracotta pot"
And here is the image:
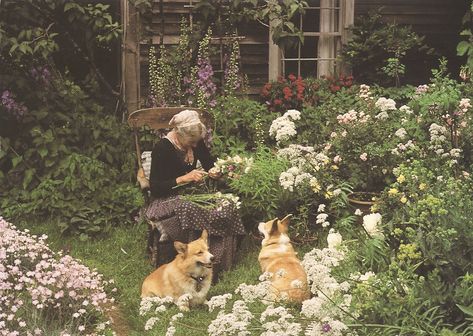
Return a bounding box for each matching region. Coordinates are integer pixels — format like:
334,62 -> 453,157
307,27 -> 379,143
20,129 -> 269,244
347,192 -> 379,215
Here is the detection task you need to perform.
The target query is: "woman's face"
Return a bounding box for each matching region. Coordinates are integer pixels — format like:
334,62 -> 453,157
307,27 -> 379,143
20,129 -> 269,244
179,134 -> 201,148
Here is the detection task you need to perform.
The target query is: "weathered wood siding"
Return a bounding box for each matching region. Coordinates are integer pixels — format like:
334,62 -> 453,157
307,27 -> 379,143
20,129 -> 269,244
355,0 -> 469,83
139,0 -> 269,101
136,0 -> 468,103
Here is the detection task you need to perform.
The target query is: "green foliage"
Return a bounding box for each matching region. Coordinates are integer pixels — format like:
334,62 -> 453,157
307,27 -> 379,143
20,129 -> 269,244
3,153 -> 143,239
195,0 -> 308,49
457,2 -> 473,73
0,0 -> 120,97
0,0 -> 138,237
211,96 -> 279,154
341,11 -> 432,86
227,146 -> 292,226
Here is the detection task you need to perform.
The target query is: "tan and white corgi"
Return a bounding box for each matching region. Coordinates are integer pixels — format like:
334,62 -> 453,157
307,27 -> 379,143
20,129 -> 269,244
258,215 -> 310,303
141,230 -> 214,311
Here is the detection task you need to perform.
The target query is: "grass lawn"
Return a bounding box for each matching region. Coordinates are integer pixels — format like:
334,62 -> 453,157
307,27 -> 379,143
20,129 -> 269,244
18,218 -> 269,335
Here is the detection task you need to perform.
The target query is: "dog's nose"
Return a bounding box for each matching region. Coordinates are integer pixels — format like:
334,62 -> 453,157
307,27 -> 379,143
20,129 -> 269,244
210,255 -> 215,262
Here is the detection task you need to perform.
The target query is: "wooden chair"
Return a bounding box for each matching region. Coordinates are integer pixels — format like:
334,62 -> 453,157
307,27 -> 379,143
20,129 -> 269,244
127,107 -> 213,267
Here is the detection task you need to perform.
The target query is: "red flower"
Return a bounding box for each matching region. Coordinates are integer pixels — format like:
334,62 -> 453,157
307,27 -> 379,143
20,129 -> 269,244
288,73 -> 296,82
274,99 -> 283,106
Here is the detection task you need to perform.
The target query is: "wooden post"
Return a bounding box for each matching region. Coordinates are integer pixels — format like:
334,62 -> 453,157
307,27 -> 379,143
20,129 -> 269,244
268,19 -> 282,81
341,0 -> 355,75
318,0 -> 336,77
121,0 -> 141,115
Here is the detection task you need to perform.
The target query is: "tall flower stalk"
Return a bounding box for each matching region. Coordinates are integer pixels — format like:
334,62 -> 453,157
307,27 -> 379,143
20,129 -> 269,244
188,28 -> 216,109
223,40 -> 244,96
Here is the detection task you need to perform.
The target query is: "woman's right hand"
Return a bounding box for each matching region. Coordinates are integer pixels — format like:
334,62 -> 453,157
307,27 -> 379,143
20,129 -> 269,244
176,170 -> 206,184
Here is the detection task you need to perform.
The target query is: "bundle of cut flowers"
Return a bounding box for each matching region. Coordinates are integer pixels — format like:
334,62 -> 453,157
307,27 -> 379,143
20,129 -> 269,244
0,217 -> 116,336
209,154 -> 253,179
181,192 -> 241,210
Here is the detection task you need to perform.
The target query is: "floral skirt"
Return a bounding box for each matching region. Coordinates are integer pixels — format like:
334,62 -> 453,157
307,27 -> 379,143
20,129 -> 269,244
145,196 -> 246,273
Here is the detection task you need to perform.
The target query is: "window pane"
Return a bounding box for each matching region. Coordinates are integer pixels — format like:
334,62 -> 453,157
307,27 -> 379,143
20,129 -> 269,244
302,9 -> 320,32
301,37 -> 318,58
284,44 -> 299,59
284,61 -> 299,77
307,0 -> 321,7
300,60 -> 317,78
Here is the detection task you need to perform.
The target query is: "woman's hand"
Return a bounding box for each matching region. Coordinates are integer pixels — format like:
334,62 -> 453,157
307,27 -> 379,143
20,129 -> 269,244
176,170 -> 207,184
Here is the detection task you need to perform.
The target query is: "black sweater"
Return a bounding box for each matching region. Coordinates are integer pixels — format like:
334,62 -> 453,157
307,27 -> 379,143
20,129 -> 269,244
149,138 -> 215,198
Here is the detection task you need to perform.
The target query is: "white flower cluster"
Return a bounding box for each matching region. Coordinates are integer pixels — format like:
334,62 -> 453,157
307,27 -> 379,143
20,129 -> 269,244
337,110 -> 369,124
207,300 -> 253,336
316,203 -> 330,227
327,229 -> 342,249
391,140 -> 416,155
139,296 -> 174,316
458,98 -> 471,116
399,105 -> 413,114
269,109 -> 301,144
362,213 -> 383,237
359,84 -> 372,101
277,145 -> 331,194
301,247 -> 354,335
394,128 -> 407,139
428,123 -> 459,158
235,276 -> 274,303
374,97 -> 396,112
414,84 -> 429,97
206,294 -> 232,312
215,192 -> 241,210
260,306 -> 302,336
210,155 -> 254,177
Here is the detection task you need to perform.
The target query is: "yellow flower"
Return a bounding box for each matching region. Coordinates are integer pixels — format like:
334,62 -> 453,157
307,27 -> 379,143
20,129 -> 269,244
325,191 -> 333,199
388,188 -> 399,195
400,196 -> 408,203
310,179 -> 321,193
397,175 -> 406,183
331,165 -> 339,170
419,183 -> 426,190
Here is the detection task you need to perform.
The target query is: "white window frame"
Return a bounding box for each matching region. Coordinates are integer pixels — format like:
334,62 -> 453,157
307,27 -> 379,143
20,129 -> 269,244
268,0 -> 354,80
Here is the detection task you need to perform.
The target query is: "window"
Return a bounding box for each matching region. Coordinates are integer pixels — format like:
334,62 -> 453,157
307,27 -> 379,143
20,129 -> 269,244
269,0 -> 354,79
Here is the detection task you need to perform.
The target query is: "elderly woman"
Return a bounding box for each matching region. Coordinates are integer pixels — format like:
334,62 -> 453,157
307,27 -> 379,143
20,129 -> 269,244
145,110 -> 245,279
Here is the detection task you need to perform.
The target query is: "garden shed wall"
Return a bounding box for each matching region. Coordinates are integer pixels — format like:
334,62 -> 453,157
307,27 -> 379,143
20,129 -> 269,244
125,0 -> 468,109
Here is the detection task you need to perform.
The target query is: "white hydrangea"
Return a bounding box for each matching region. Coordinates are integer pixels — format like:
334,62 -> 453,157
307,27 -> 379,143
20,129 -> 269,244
327,229 -> 342,249
269,110 -> 301,144
375,97 -> 396,112
362,213 -> 383,237
395,128 -> 407,139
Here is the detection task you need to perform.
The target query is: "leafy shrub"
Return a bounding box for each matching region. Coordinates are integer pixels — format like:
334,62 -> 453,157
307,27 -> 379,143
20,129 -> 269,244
261,74 -> 307,112
227,146 -> 292,228
210,96 -> 279,154
340,11 -> 432,86
2,153 -> 143,239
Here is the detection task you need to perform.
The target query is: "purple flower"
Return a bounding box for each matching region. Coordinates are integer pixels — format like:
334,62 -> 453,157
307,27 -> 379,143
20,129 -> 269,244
322,323 -> 332,332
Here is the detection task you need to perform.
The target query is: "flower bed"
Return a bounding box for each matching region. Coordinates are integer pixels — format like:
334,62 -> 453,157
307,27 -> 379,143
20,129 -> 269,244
0,217 -> 116,336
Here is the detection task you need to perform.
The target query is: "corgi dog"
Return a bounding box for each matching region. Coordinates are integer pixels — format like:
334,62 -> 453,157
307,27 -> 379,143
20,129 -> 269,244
141,230 -> 214,311
258,215 -> 310,303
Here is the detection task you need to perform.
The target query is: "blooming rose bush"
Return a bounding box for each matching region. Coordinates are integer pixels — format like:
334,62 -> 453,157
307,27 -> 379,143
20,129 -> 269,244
261,74 -> 306,112
0,217 -> 116,336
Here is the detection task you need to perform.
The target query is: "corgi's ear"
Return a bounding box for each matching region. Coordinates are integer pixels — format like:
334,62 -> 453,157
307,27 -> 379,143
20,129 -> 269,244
174,241 -> 187,255
201,229 -> 208,243
278,214 -> 292,234
269,218 -> 279,235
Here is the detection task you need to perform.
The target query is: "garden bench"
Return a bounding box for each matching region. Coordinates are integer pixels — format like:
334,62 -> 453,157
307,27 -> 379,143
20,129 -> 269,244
127,107 -> 213,267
